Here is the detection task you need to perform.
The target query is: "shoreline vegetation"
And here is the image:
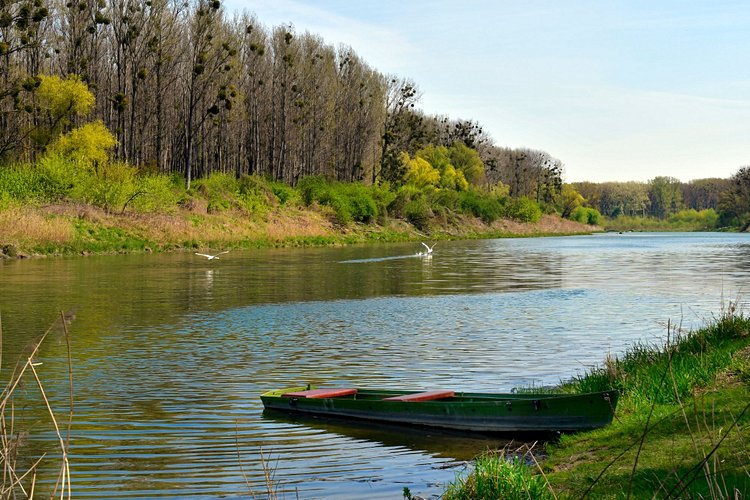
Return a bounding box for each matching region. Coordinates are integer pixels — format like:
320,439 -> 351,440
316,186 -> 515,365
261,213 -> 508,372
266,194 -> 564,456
442,306 -> 750,499
0,170 -> 602,259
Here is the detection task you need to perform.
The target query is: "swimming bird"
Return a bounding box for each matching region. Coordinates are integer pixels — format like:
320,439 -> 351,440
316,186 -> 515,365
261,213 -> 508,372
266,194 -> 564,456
195,250 -> 229,260
417,242 -> 435,257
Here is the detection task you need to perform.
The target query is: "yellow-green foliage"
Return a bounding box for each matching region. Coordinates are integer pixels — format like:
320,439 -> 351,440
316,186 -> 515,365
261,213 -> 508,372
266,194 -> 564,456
449,141 -> 485,185
130,174 -> 182,213
440,164 -> 469,191
402,152 -> 440,188
72,161 -> 138,213
415,144 -> 470,191
36,74 -> 95,124
48,121 -> 118,168
559,184 -> 584,218
668,208 -> 719,229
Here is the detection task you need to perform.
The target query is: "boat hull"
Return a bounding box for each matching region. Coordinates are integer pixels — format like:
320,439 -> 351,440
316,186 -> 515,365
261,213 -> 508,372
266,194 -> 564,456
260,386 -> 618,433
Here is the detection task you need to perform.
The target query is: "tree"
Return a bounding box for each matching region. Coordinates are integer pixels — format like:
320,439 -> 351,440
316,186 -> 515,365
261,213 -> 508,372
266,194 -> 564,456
48,120 -> 117,168
648,176 -> 683,218
718,166 -> 750,229
449,141 -> 485,187
683,178 -> 731,211
402,152 -> 439,188
378,76 -> 421,184
559,184 -> 584,219
33,74 -> 96,148
598,182 -> 650,217
182,0 -> 236,189
0,0 -> 51,159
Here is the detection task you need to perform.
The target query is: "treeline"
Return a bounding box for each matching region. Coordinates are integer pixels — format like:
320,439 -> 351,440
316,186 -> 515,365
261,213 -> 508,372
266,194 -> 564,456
571,172 -> 750,230
0,0 -> 562,200
2,0 -> 747,232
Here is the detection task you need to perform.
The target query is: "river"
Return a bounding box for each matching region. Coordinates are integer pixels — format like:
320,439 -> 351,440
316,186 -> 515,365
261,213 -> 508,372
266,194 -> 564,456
0,232 -> 748,498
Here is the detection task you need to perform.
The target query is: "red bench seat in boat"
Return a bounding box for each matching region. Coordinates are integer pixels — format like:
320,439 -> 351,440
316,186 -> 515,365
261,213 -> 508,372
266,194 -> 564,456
282,388 -> 357,399
383,390 -> 455,402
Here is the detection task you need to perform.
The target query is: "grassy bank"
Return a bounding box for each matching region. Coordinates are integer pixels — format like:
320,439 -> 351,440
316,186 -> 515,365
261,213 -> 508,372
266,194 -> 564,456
444,307 -> 750,498
0,192 -> 597,259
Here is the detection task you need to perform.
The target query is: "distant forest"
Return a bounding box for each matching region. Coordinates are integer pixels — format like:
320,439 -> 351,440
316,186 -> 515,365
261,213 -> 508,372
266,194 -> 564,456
1,0 -> 748,228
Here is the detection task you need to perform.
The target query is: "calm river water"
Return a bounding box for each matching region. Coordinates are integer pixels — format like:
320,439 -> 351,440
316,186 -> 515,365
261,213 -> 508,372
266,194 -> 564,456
1,232 -> 749,498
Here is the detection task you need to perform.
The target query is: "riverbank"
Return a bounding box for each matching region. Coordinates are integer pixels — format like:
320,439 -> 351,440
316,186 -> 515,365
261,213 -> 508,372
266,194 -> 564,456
0,201 -> 598,258
444,309 -> 750,498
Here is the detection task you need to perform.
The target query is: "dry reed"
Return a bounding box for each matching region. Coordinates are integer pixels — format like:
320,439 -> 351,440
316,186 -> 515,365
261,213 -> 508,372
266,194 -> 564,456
0,311 -> 73,499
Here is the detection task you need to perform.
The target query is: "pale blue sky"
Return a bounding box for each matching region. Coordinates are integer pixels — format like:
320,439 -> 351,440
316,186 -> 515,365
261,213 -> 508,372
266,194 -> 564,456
226,1 -> 750,183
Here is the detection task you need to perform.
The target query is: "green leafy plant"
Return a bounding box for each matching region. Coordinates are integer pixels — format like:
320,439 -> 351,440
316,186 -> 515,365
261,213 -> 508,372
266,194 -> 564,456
506,196 -> 542,223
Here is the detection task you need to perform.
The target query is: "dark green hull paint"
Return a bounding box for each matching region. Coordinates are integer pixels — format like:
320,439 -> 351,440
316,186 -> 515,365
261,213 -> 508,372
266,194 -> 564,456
260,386 -> 619,433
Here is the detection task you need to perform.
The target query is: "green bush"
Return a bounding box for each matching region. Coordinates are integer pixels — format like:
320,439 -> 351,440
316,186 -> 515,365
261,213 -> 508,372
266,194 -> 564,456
668,208 -> 718,230
403,196 -> 431,230
269,179 -> 298,205
296,176 -> 380,224
506,196 -> 542,223
369,182 -> 397,219
0,164 -> 43,200
389,184 -> 422,217
296,175 -> 330,205
344,183 -> 378,223
429,188 -> 460,212
192,172 -> 237,212
571,206 -> 602,225
237,174 -> 277,214
129,174 -> 182,213
37,154 -> 81,200
72,161 -> 138,212
459,190 -> 503,223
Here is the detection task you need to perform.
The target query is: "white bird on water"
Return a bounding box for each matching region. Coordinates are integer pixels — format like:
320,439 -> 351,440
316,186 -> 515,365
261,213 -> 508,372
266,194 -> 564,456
417,242 -> 434,257
195,250 -> 229,260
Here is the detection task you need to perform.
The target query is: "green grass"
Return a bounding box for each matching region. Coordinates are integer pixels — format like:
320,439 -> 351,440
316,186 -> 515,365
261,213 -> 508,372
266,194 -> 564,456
443,452 -> 553,500
444,309 -> 750,499
68,220 -> 154,254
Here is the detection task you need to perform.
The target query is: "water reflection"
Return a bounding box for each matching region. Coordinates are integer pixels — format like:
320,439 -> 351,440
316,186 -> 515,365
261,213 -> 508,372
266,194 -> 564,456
0,232 -> 749,498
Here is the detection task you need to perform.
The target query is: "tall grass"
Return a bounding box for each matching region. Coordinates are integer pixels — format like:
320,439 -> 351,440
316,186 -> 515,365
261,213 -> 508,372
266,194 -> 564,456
1,312 -> 73,499
565,310 -> 750,411
443,446 -> 554,500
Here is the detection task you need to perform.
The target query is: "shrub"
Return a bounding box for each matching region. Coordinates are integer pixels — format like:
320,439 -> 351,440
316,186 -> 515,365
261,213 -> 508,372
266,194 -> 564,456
343,183 -> 378,223
403,196 -> 431,230
269,179 -> 298,205
459,190 -> 503,223
506,196 -> 542,223
47,121 -> 117,169
296,176 -> 380,224
237,174 -> 276,214
369,182 -> 397,219
668,208 -> 719,230
72,161 -> 138,212
0,164 -> 45,201
192,172 -> 238,212
571,206 -> 602,225
129,174 -> 182,213
429,189 -> 461,212
296,175 -> 330,205
36,154 -> 81,200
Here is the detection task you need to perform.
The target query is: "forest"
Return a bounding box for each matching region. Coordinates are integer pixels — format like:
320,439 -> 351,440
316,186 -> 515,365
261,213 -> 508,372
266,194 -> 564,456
1,0 -> 748,231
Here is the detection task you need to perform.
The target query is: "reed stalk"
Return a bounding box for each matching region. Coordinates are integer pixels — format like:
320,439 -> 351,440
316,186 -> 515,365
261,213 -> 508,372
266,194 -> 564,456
0,312 -> 74,499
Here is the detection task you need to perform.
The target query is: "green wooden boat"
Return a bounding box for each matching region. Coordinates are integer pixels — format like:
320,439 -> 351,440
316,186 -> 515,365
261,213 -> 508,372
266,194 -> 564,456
260,385 -> 619,433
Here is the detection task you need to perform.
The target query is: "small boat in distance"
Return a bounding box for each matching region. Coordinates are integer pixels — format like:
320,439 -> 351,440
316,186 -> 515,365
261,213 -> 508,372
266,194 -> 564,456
260,385 -> 619,434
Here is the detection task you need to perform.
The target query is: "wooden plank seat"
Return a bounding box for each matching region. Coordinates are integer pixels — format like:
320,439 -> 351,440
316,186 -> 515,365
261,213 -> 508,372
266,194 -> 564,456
383,390 -> 455,402
282,388 -> 357,399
